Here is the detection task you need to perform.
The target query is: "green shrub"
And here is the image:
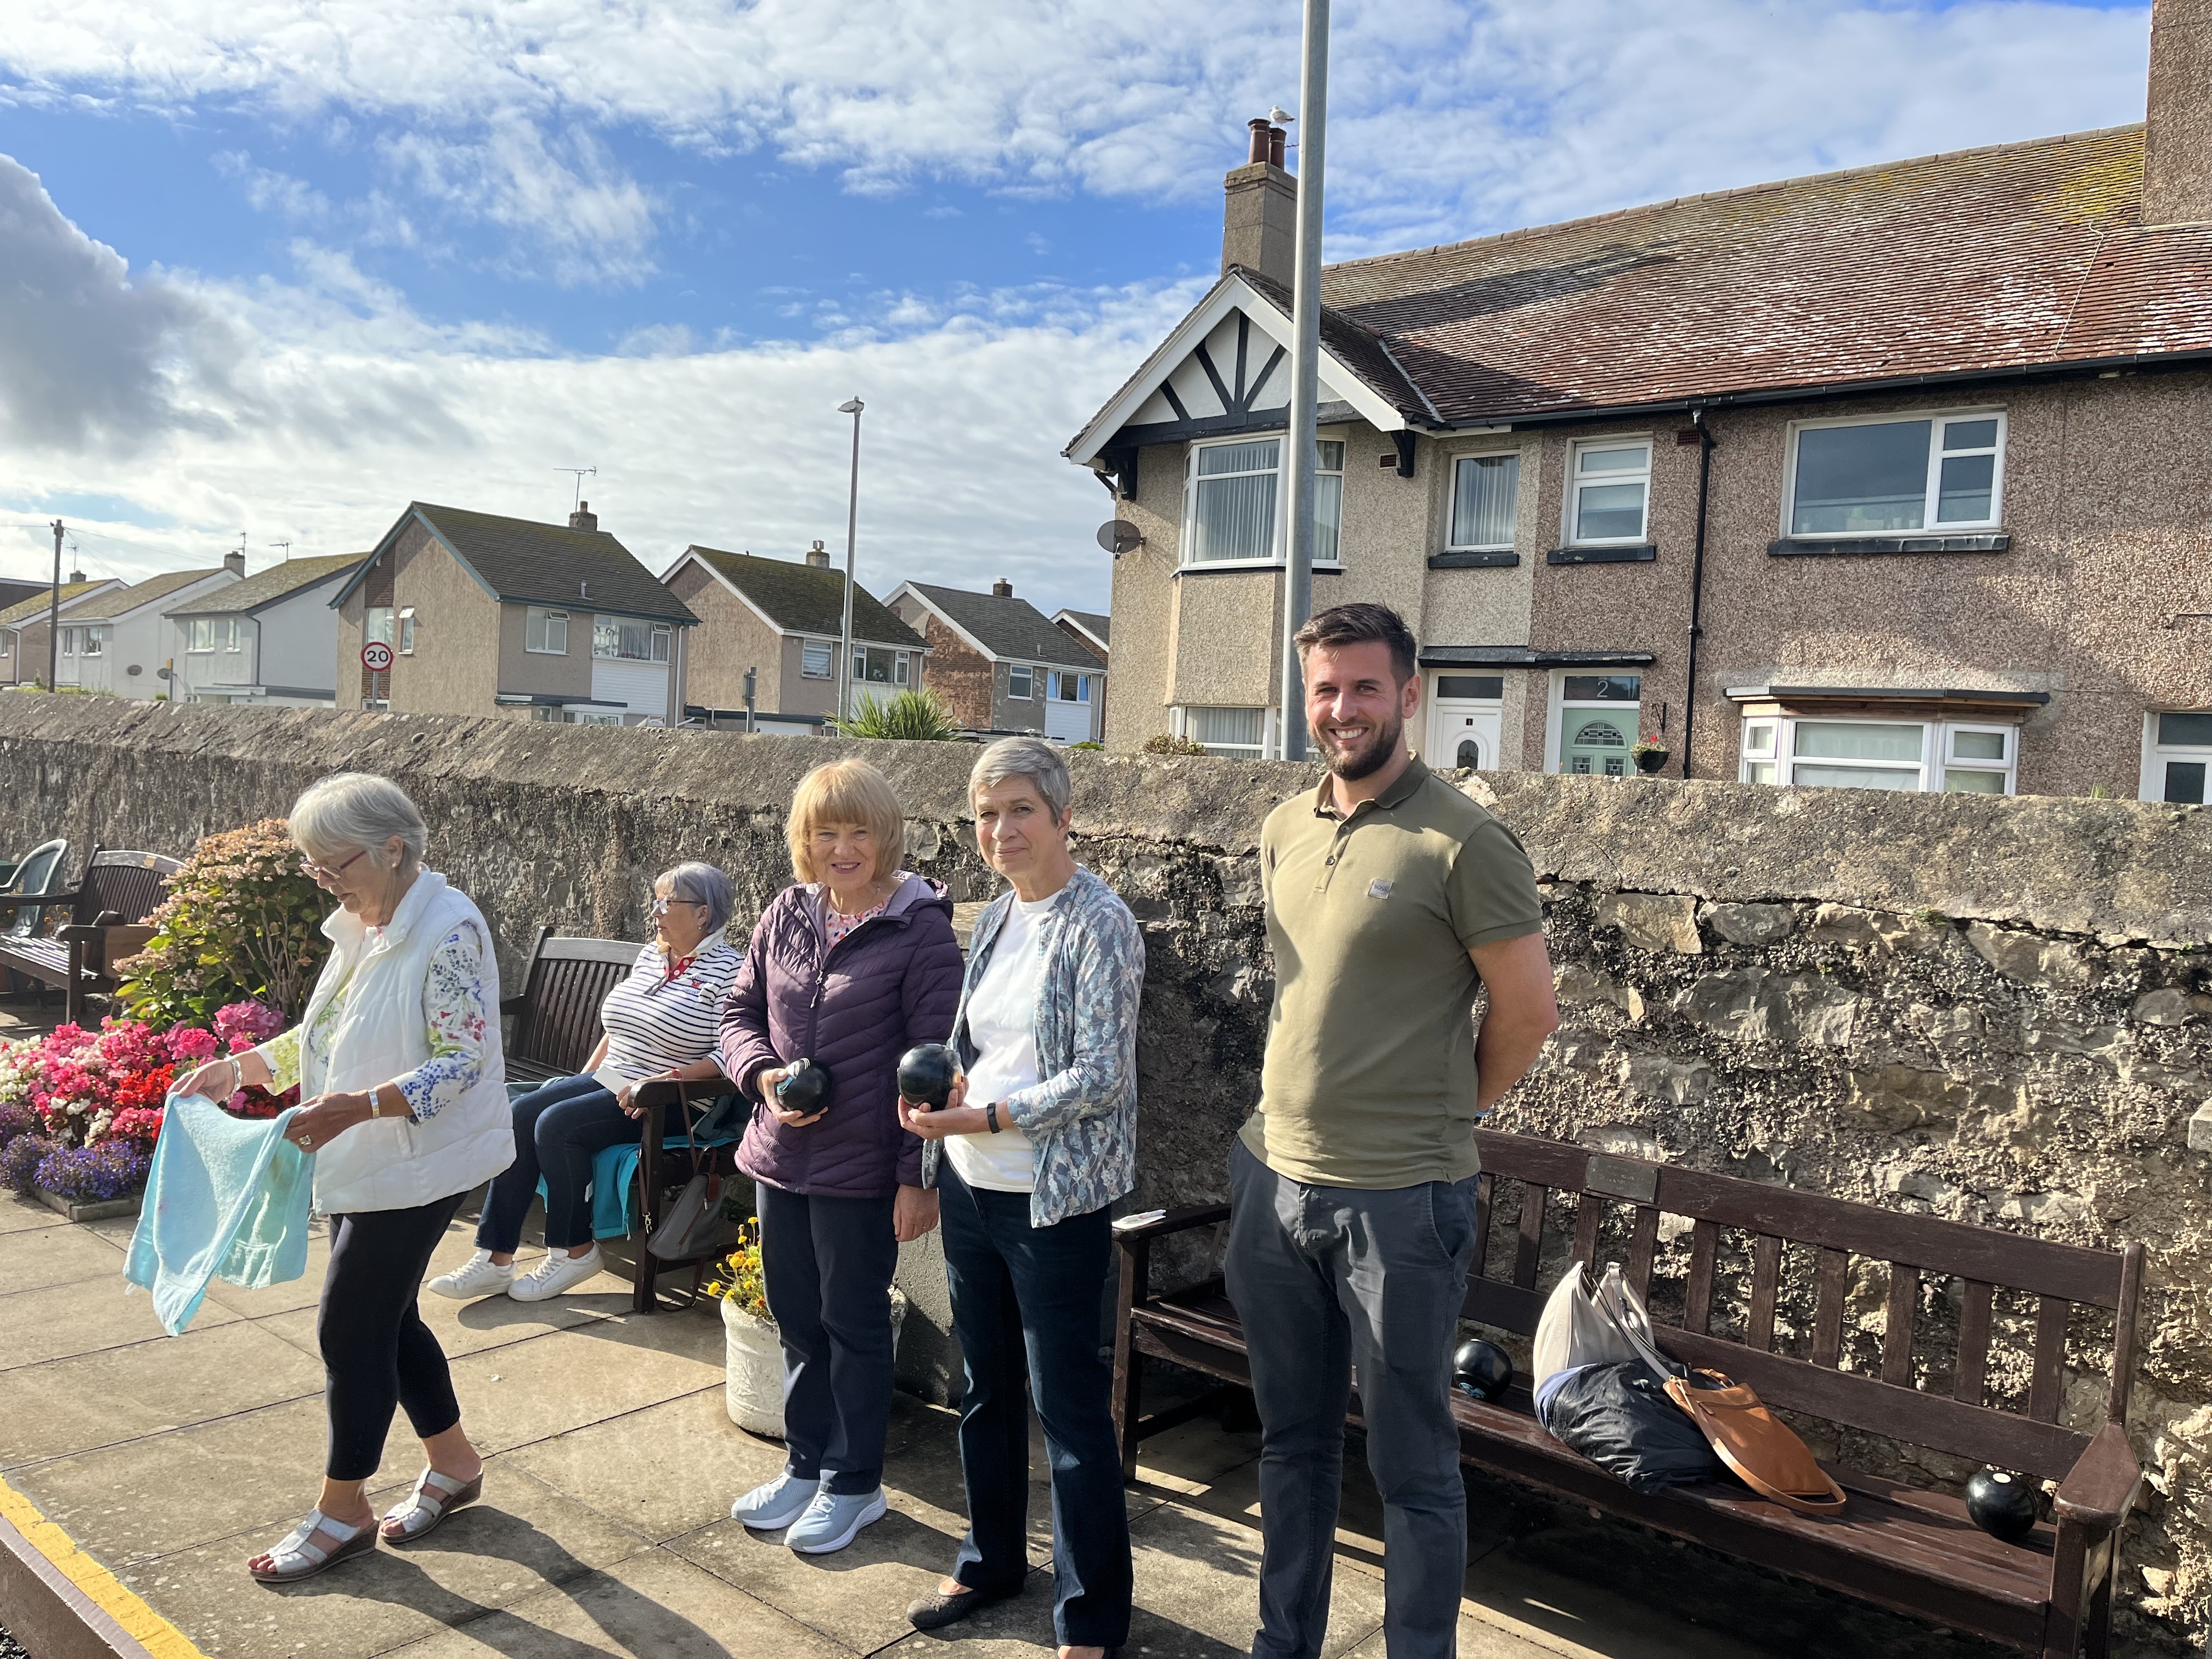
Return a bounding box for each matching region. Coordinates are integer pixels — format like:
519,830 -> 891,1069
1070,741 -> 1104,751
837,690 -> 962,741
1142,733 -> 1206,756
117,819 -> 332,1025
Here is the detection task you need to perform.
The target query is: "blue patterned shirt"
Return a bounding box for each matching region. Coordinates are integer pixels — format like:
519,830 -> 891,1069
926,865 -> 1144,1227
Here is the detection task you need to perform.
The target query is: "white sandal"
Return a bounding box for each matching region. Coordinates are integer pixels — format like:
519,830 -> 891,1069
249,1508 -> 376,1583
380,1467 -> 483,1543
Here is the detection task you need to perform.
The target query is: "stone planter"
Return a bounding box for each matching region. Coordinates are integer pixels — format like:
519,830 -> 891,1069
723,1287 -> 908,1438
34,1188 -> 141,1224
1633,749 -> 1670,775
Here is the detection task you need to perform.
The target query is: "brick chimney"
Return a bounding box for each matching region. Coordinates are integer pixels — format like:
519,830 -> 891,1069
991,577 -> 1013,597
223,549 -> 246,577
68,569 -> 83,584
2145,0 -> 2212,225
569,501 -> 599,532
1222,118 -> 1297,286
805,539 -> 831,568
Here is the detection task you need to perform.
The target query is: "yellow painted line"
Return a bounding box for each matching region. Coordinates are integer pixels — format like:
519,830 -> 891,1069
0,1473 -> 206,1658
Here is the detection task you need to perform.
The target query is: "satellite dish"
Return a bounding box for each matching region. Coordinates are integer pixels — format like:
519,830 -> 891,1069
1096,520 -> 1144,556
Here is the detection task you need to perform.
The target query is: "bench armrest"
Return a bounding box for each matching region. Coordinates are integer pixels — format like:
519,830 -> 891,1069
2053,1421 -> 2142,1532
1112,1203 -> 1231,1243
0,888 -> 78,916
633,1072 -> 735,1109
498,995 -> 528,1016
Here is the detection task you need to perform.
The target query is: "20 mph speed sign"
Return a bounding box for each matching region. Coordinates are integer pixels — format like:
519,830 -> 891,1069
362,641 -> 395,672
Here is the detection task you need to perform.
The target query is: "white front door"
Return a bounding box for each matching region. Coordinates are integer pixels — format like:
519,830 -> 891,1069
1427,675 -> 1504,771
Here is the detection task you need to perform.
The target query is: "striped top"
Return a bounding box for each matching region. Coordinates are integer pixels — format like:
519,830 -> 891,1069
599,936 -> 744,1082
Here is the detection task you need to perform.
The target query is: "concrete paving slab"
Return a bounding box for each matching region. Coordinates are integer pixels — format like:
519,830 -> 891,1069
0,1196 -> 63,1236
1127,1499 -> 1384,1659
1127,1415 -> 1262,1498
196,1228 -> 333,1321
501,1390 -> 783,1544
438,1325 -> 725,1457
6,1395 -> 417,1566
0,1218 -> 126,1295
871,1566 -> 1253,1659
376,1545 -> 854,1659
109,1464 -> 653,1659
257,1283 -> 621,1367
1454,1547 -> 1772,1659
0,1317 -> 325,1466
0,1274 -> 240,1371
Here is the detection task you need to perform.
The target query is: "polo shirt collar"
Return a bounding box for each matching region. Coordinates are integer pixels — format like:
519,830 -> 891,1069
1313,754 -> 1431,821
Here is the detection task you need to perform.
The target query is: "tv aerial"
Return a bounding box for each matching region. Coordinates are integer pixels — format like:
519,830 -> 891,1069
1096,520 -> 1144,557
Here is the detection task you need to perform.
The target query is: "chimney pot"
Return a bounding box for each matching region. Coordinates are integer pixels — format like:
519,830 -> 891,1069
805,539 -> 831,568
991,578 -> 1013,597
223,549 -> 246,577
2143,0 -> 2212,225
1268,125 -> 1286,168
568,501 -> 599,532
1247,118 -> 1271,165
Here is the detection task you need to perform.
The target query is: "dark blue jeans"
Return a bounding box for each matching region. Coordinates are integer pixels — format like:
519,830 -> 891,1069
756,1180 -> 899,1496
476,1074 -> 662,1253
938,1162 -> 1131,1650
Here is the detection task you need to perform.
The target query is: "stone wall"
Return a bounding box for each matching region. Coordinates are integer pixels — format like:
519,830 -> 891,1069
4,696 -> 2212,1654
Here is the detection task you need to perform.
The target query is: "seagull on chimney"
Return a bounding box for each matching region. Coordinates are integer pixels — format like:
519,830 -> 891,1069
1268,106 -> 1294,124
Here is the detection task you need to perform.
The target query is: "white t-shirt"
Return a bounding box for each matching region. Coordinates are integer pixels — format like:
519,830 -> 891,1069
945,890 -> 1060,1194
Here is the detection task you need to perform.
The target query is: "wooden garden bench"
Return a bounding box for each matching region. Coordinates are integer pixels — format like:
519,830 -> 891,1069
0,848 -> 182,1023
498,926 -> 744,1312
1113,1128 -> 2144,1659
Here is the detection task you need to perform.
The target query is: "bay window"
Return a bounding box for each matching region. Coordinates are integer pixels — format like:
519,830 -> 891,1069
852,645 -> 904,686
1786,412 -> 2005,535
1741,716 -> 2017,794
1048,670 -> 1091,703
593,619 -> 673,662
1447,453 -> 1520,551
1185,437 -> 1345,565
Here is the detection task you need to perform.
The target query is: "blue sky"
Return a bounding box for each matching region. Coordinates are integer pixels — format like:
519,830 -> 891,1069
0,1 -> 2155,616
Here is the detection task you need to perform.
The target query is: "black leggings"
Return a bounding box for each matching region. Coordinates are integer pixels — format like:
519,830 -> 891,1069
319,1192 -> 468,1481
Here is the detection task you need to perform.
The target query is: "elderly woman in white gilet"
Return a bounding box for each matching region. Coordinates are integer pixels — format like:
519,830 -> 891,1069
176,772 -> 513,1584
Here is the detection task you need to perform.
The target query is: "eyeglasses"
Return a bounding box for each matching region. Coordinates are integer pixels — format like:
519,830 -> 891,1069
648,895 -> 710,916
303,848 -> 369,884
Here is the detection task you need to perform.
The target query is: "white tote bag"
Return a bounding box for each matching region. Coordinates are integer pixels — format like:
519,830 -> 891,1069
1531,1261 -> 1680,1391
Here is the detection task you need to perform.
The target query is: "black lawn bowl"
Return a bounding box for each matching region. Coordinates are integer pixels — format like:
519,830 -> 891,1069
1452,1339 -> 1514,1402
1965,1468 -> 2039,1542
776,1058 -> 831,1117
897,1043 -> 960,1109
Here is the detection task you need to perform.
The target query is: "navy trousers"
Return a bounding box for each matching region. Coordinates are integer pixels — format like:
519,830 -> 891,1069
477,1074 -> 667,1253
938,1162 -> 1131,1650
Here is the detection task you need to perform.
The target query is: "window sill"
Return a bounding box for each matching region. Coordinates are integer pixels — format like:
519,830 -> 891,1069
523,647 -> 568,656
1429,550 -> 1520,569
1768,532 -> 2011,557
1547,544 -> 1656,565
1174,560 -> 1346,577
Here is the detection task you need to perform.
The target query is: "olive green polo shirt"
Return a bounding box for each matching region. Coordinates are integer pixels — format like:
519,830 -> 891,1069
1242,755 -> 1544,1189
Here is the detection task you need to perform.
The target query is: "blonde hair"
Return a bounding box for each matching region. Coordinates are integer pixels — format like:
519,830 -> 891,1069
786,759 -> 905,885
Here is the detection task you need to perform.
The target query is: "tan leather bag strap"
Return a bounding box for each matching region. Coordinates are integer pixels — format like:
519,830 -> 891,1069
1666,1372 -> 1847,1516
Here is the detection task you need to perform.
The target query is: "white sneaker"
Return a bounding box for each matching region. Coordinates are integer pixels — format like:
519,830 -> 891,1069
428,1250 -> 514,1301
507,1245 -> 603,1302
731,1472 -> 820,1530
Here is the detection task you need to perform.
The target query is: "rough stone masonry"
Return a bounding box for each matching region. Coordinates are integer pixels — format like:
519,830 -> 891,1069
3,696 -> 2211,1656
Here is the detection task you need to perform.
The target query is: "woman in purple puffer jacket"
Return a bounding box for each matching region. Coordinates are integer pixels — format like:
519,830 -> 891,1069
719,757 -> 963,1557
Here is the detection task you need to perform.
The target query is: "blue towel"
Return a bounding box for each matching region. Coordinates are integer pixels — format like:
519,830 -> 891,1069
123,1093 -> 315,1335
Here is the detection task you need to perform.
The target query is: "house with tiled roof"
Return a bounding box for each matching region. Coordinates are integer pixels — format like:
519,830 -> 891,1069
1053,609 -> 1110,668
168,552 -> 362,708
886,579 -> 1106,742
0,577 -> 127,689
54,559 -> 242,698
661,542 -> 928,732
1069,7 -> 2212,800
331,502 -> 699,725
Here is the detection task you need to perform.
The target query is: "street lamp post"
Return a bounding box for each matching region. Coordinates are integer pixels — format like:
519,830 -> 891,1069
1277,0 -> 1330,760
837,397 -> 865,726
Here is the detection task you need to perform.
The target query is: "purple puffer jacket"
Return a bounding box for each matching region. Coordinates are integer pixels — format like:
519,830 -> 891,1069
721,874 -> 963,1198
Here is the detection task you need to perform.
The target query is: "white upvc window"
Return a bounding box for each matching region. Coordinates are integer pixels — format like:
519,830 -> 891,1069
2142,710 -> 2212,803
1178,705 -> 1268,758
80,628 -> 101,657
1007,664 -> 1036,700
398,613 -> 416,655
187,618 -> 215,653
800,639 -> 833,679
59,629 -> 75,658
0,634 -> 10,658
569,710 -> 623,726
895,652 -> 910,686
526,607 -> 569,654
1741,716 -> 2017,794
365,607 -> 394,650
593,618 -> 670,662
1184,436 -> 1346,566
1447,453 -> 1520,551
1785,411 -> 2006,536
1566,440 -> 1651,545
1549,674 -> 1642,775
220,619 -> 240,652
1048,670 -> 1090,703
853,645 -> 901,687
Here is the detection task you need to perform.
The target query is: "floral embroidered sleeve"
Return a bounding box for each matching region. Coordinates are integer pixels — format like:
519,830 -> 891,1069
255,1027 -> 306,1094
387,922 -> 492,1123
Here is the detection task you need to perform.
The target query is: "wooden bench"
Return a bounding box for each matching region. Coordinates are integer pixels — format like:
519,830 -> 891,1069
1112,1128 -> 2144,1659
0,848 -> 181,1024
498,926 -> 745,1312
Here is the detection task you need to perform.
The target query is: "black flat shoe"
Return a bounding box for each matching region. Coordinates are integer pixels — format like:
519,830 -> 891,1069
906,1583 -> 1018,1630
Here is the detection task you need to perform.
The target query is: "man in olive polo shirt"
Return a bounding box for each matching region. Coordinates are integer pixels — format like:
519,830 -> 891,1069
1227,602 -> 1559,1659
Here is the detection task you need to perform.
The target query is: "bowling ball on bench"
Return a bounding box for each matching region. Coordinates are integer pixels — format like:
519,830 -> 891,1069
1964,1468 -> 2039,1542
897,1043 -> 960,1109
1452,1339 -> 1514,1402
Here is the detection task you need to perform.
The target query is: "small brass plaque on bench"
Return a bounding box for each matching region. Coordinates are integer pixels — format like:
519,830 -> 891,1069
1584,1154 -> 1658,1204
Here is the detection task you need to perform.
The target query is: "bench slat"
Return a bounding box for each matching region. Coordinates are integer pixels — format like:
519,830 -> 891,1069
1572,1192 -> 1603,1268
1812,1246 -> 1848,1369
1956,1280 -> 1995,1405
1627,1206 -> 1660,1300
2029,1295 -> 2068,1423
1513,1183 -> 1545,1289
1747,1235 -> 1782,1353
1684,1219 -> 1719,1335
1884,1265 -> 1919,1387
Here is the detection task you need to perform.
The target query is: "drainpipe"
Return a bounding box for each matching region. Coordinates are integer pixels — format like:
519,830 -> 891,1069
1680,409 -> 1716,779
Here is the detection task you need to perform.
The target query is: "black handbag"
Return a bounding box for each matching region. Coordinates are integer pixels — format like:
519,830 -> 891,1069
645,1082 -> 743,1260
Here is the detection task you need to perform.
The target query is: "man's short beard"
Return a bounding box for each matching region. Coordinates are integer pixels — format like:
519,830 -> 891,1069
1316,710 -> 1402,781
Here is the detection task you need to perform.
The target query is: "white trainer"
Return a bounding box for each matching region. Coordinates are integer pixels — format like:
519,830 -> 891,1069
507,1245 -> 603,1302
427,1250 -> 514,1301
731,1472 -> 820,1530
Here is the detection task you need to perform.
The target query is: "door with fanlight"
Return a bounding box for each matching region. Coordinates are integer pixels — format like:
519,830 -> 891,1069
1426,674 -> 1504,771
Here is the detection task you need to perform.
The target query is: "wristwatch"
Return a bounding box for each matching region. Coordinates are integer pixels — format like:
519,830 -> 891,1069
985,1102 -> 1002,1134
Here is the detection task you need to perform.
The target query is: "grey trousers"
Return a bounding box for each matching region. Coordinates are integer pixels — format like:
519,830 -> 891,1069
1224,1137 -> 1479,1659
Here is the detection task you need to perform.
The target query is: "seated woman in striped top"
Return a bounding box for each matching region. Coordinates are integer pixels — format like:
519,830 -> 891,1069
431,861 -> 743,1303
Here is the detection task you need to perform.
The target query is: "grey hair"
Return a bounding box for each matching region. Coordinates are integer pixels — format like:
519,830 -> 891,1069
662,861 -> 735,938
288,772 -> 428,870
970,736 -> 1073,823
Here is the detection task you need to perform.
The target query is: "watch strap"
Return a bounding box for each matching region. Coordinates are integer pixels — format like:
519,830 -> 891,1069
985,1101 -> 1001,1134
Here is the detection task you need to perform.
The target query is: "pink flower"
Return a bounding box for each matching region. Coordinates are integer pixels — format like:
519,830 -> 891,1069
167,1027 -> 218,1063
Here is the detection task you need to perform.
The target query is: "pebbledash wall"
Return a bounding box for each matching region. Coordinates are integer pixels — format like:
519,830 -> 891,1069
7,695 -> 2212,1654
